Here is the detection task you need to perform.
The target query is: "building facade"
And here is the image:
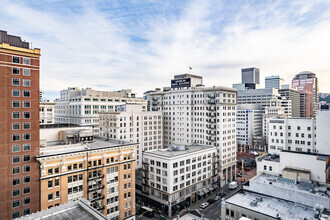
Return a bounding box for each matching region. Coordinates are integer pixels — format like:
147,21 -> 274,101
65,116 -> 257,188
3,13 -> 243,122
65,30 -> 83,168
0,30 -> 41,219
37,127 -> 136,220
54,87 -> 146,135
278,85 -> 300,117
292,71 -> 319,118
149,74 -> 237,186
39,102 -> 56,124
99,103 -> 163,168
265,75 -> 284,89
141,145 -> 217,217
236,104 -> 262,152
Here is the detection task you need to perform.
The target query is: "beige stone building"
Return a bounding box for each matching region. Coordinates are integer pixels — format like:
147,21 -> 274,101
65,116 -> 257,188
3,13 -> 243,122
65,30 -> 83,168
37,127 -> 136,220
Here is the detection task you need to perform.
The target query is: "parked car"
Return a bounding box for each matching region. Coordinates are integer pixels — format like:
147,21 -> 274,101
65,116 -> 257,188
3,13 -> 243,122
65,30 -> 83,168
214,196 -> 221,201
197,208 -> 203,213
229,182 -> 238,189
207,198 -> 216,204
251,151 -> 259,156
219,192 -> 226,197
200,202 -> 209,209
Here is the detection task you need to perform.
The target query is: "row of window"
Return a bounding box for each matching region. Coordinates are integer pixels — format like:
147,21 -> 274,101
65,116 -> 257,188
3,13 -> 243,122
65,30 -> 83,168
48,179 -> 60,188
12,56 -> 31,65
12,176 -> 30,185
12,67 -> 31,76
12,133 -> 31,141
12,208 -> 30,219
13,144 -> 31,152
13,165 -> 31,175
12,78 -> 30,87
12,100 -> 30,108
12,187 -> 30,197
48,191 -> 60,201
12,122 -> 31,130
12,111 -> 30,119
12,90 -> 31,97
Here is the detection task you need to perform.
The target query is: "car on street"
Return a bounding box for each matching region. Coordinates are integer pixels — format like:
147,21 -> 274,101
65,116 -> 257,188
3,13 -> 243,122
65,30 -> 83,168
197,208 -> 203,213
207,198 -> 216,204
219,192 -> 226,198
229,182 -> 238,189
200,202 -> 209,209
214,196 -> 221,201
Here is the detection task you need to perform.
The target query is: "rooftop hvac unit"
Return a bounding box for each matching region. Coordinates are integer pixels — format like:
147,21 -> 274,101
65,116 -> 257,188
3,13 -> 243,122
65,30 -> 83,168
256,196 -> 263,202
250,200 -> 257,207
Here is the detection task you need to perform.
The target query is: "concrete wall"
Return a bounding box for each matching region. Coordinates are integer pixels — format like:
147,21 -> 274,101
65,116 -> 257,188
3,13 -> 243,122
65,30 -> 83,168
316,110 -> 330,155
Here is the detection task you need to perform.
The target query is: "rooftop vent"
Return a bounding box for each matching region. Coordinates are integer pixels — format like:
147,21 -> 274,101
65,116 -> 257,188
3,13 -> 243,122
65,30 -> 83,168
250,200 -> 257,207
256,196 -> 263,202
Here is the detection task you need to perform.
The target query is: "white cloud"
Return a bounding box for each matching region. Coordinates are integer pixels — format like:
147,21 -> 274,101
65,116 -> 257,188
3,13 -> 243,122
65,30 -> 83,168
1,0 -> 330,100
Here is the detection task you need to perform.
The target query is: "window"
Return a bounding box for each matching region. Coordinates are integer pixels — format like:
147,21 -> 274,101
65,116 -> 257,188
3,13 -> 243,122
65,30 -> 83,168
48,168 -> 53,175
55,179 -> 59,186
13,145 -> 20,152
23,155 -> 31,162
12,156 -> 20,163
23,101 -> 30,108
23,112 -> 30,119
48,179 -> 53,188
23,187 -> 30,194
12,89 -> 20,97
23,57 -> 30,65
12,101 -> 20,108
24,176 -> 31,183
23,79 -> 30,87
23,90 -> 30,97
12,78 -> 20,86
13,56 -> 20,63
23,69 -> 30,76
13,112 -> 20,119
54,167 -> 59,174
12,189 -> 20,197
13,199 -> 20,208
12,123 -> 20,130
13,134 -> 20,141
13,67 -> 20,74
12,211 -> 20,219
269,166 -> 272,171
48,193 -> 53,201
23,208 -> 30,216
23,133 -> 30,140
23,123 -> 30,130
23,197 -> 30,205
55,191 -> 59,199
23,144 -> 30,151
264,165 -> 266,170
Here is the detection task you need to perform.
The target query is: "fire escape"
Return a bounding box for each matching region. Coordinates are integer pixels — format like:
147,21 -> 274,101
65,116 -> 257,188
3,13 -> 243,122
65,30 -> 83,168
87,162 -> 105,211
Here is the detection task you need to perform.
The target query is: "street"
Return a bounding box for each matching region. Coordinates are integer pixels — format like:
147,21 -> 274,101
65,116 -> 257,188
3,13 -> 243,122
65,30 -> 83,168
140,184 -> 243,220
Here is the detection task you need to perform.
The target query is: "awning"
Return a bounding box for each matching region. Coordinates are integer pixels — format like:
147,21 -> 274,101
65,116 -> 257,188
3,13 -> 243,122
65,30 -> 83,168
180,200 -> 188,208
213,184 -> 218,189
208,186 -> 214,191
203,188 -> 210,194
197,191 -> 205,196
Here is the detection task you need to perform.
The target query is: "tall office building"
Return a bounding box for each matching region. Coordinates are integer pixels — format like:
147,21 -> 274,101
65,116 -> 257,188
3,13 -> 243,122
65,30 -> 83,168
150,74 -> 237,186
265,75 -> 284,89
233,67 -> 260,90
0,30 -> 41,219
278,85 -> 300,117
292,71 -> 319,118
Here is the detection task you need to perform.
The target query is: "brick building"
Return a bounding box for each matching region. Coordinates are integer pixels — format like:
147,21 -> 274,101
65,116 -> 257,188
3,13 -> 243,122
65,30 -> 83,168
0,30 -> 41,219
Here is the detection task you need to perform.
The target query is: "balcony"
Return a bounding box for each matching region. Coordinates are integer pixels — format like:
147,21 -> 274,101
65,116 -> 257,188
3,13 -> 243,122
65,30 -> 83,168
90,195 -> 105,203
88,185 -> 104,192
207,100 -> 216,105
88,174 -> 104,181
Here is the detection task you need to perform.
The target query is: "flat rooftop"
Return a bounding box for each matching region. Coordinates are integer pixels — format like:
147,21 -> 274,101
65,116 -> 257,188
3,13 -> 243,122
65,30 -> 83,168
19,199 -> 107,220
226,190 -> 316,219
252,173 -> 330,197
257,154 -> 280,162
144,144 -> 216,158
38,137 -> 134,157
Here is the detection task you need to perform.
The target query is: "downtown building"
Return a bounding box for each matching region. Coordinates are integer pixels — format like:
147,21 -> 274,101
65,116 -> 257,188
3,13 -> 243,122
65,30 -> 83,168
149,74 -> 237,186
54,87 -> 146,135
141,144 -> 218,217
236,104 -> 262,152
39,102 -> 56,125
0,30 -> 41,219
38,126 -> 136,220
99,103 -> 163,168
292,71 -> 319,118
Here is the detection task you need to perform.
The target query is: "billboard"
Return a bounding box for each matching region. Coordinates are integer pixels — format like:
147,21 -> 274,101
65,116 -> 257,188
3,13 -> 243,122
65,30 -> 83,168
171,78 -> 191,88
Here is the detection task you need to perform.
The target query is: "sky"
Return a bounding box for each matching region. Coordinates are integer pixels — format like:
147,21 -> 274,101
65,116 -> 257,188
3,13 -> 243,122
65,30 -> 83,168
1,0 -> 330,100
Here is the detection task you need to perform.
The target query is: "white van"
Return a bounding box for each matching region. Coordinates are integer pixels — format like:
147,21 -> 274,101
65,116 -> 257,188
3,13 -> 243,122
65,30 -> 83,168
229,182 -> 238,189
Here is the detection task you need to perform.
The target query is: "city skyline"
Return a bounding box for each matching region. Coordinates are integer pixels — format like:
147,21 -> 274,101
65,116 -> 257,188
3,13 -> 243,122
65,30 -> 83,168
1,0 -> 330,100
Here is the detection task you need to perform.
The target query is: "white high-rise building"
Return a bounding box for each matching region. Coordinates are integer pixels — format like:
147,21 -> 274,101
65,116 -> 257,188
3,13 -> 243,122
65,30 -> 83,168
150,74 -> 237,186
54,87 -> 146,135
99,103 -> 163,168
236,104 -> 262,152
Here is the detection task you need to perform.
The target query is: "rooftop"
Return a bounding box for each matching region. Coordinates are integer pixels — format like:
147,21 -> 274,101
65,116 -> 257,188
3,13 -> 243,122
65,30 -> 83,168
226,190 -> 316,219
38,137 -> 135,157
19,199 -> 107,220
0,30 -> 29,49
144,144 -> 216,158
